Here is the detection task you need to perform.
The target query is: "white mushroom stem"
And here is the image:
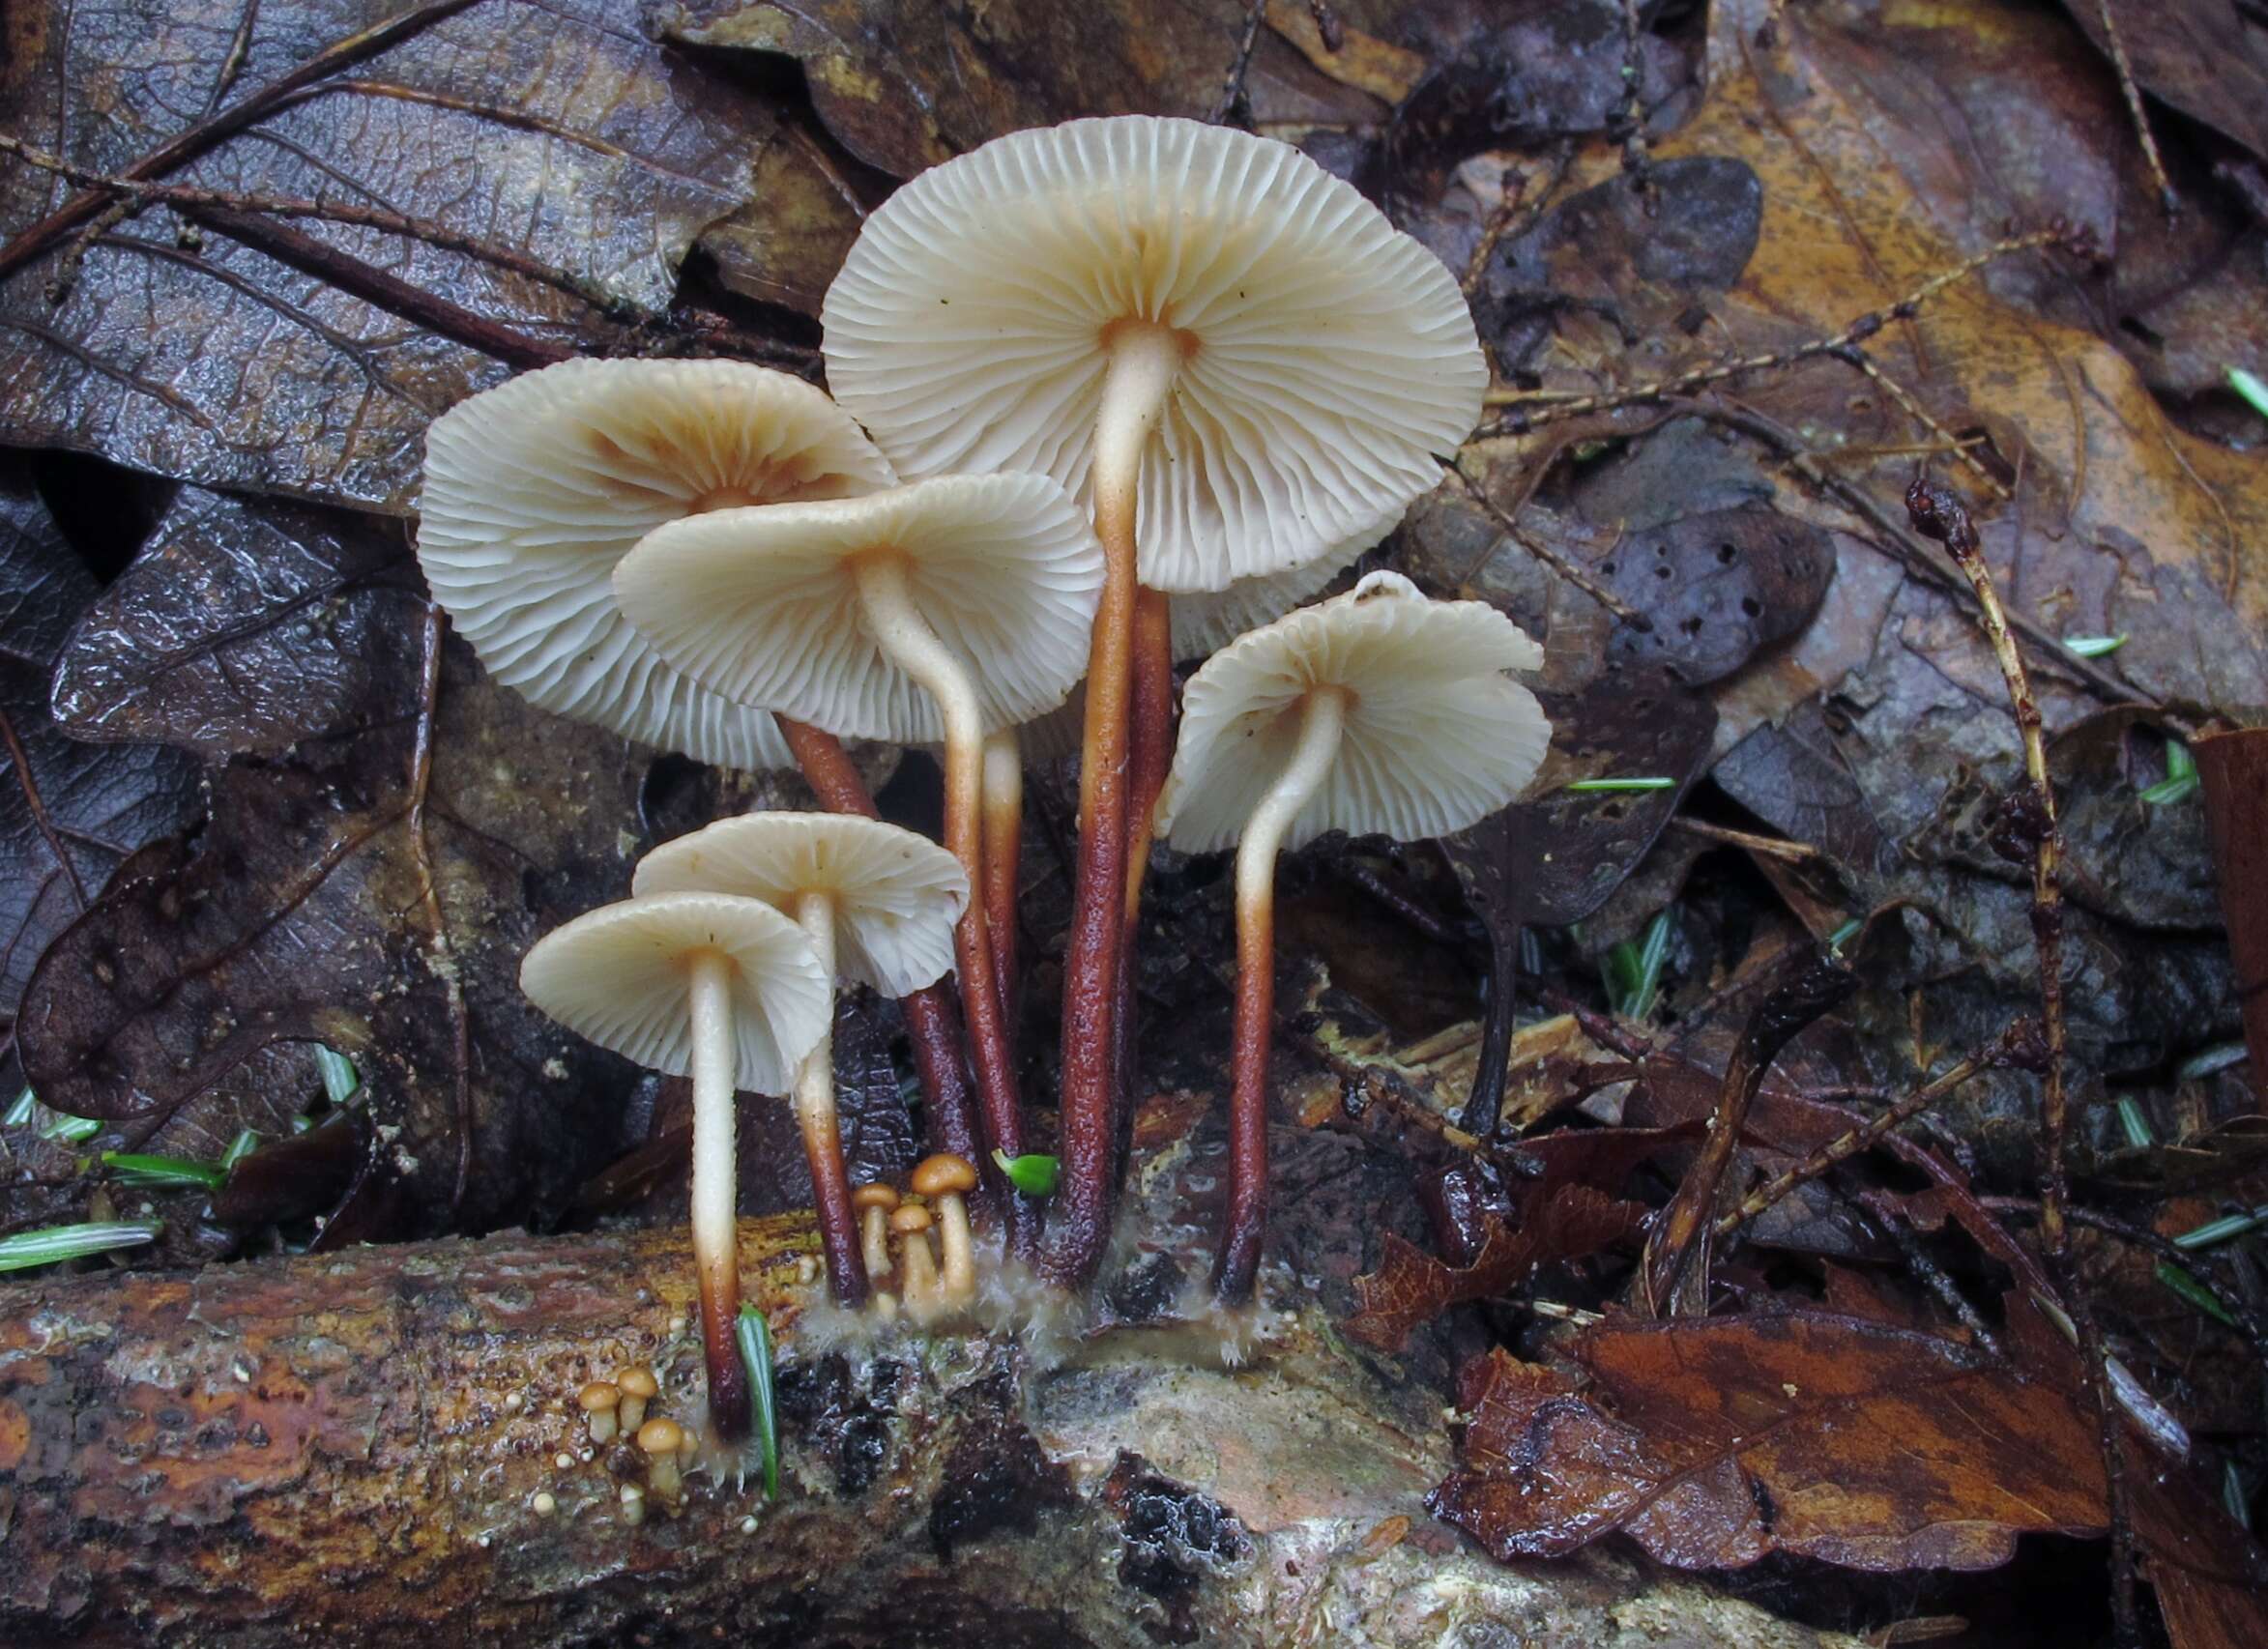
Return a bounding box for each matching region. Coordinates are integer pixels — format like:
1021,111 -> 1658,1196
859,1206 -> 894,1283
1216,687 -> 1348,1306
899,1227 -> 942,1324
849,555 -> 1032,1230
790,890 -> 868,1306
979,727 -> 1023,1027
685,947 -> 751,1436
1049,323 -> 1184,1288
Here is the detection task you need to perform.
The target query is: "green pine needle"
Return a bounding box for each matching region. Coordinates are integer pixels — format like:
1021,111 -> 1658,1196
1564,776 -> 1675,793
2229,365 -> 2268,422
2114,1097 -> 2155,1150
313,1045 -> 361,1106
2139,740 -> 2198,806
0,1221 -> 162,1273
2061,634 -> 2127,659
102,1151 -> 226,1190
1606,910 -> 1674,1020
735,1304 -> 780,1500
2154,1261 -> 2237,1327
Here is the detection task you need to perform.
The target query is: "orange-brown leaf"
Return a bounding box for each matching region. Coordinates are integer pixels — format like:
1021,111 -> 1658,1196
1344,1184 -> 1643,1352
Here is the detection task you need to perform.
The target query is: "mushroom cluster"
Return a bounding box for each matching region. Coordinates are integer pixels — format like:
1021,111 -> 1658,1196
417,111 -> 1549,1410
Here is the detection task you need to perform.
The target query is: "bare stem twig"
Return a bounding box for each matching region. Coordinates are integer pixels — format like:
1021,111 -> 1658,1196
1476,228 -> 2072,434
1905,478 -> 2137,1649
2090,0 -> 2177,215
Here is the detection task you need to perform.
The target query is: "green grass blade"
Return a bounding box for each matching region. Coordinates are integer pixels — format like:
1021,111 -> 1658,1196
735,1304 -> 780,1500
0,1221 -> 163,1272
101,1151 -> 226,1190
991,1150 -> 1061,1196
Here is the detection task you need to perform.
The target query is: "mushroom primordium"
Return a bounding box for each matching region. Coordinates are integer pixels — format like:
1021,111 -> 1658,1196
637,1416 -> 687,1503
519,891 -> 829,1437
578,1379 -> 622,1446
614,473 -> 1103,1257
1157,573 -> 1551,1304
632,812 -> 968,1305
909,1152 -> 981,1313
615,1366 -> 658,1434
823,116 -> 1486,1287
890,1203 -> 942,1321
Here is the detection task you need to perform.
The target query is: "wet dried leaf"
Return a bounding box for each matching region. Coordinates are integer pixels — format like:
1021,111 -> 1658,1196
662,0 -> 1392,180
1595,505 -> 1834,687
17,625 -> 649,1239
1432,1312 -> 2109,1571
0,458 -> 200,1090
1345,1184 -> 1643,1353
49,486 -> 421,757
0,0 -> 776,509
1445,670 -> 1717,935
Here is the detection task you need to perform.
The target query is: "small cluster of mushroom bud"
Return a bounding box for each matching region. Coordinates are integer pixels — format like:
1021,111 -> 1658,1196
852,1153 -> 981,1325
420,113 -> 1554,1415
570,1365 -> 692,1516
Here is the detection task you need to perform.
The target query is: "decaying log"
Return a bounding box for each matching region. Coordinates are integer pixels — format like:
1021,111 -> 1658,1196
3,1170 -> 1856,1647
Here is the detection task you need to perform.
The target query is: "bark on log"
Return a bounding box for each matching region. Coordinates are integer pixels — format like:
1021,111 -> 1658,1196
2,1192 -> 1855,1647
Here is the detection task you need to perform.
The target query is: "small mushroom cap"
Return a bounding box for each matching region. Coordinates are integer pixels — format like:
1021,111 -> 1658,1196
614,473 -> 1103,742
888,1204 -> 934,1234
635,1417 -> 685,1455
909,1153 -> 978,1198
632,813 -> 967,999
519,891 -> 829,1096
615,1368 -> 658,1401
578,1381 -> 622,1411
1158,571 -> 1550,855
851,1183 -> 901,1212
417,359 -> 895,770
822,116 -> 1484,593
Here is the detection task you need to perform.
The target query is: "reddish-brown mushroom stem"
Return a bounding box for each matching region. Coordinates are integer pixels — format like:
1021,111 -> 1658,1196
980,730 -> 1024,1031
1110,586 -> 1177,1188
1047,326 -> 1183,1287
1214,686 -> 1347,1305
779,718 -> 989,1193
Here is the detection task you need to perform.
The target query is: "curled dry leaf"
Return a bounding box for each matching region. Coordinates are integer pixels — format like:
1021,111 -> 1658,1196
0,0 -> 778,509
661,0 -> 1395,180
1432,1312 -> 2110,1571
1345,1183 -> 1644,1353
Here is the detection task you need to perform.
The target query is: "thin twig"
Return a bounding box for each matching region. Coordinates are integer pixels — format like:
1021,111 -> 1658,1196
1677,396 -> 2172,723
1668,816 -> 1817,863
1905,479 -> 2137,1649
1832,344 -> 2011,502
0,131 -> 649,322
1716,1042 -> 2006,1237
1211,0 -> 1272,125
1474,228 -> 2072,435
1449,463 -> 1650,629
2090,0 -> 2177,215
404,601 -> 474,1219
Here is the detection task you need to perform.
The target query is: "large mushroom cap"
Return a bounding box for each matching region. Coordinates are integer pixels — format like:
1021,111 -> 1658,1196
418,359 -> 897,769
632,813 -> 968,999
1158,571 -> 1550,855
822,115 -> 1485,593
614,473 -> 1103,743
519,890 -> 829,1095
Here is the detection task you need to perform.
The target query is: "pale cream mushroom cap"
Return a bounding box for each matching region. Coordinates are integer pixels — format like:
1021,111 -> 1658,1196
519,890 -> 829,1096
1014,509 -> 1397,764
632,813 -> 968,999
613,473 -> 1103,743
418,359 -> 896,769
1157,571 -> 1551,855
822,115 -> 1484,594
